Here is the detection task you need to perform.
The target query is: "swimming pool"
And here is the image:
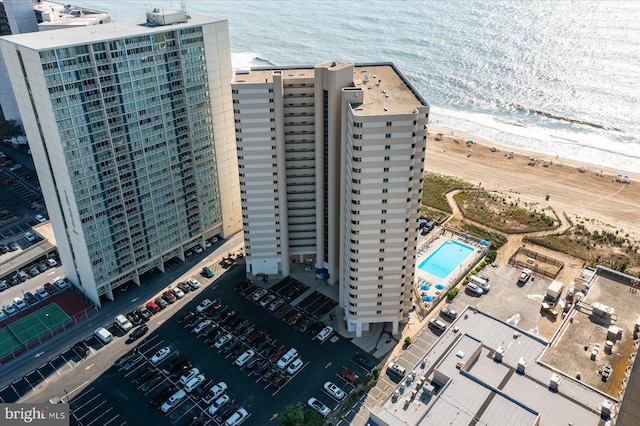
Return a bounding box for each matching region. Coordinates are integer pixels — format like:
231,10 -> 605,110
418,240 -> 474,279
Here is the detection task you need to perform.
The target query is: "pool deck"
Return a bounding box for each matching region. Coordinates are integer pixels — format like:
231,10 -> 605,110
414,230 -> 487,309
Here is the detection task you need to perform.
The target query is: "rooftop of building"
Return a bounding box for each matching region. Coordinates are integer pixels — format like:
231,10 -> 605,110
232,61 -> 429,115
0,12 -> 225,49
34,1 -> 110,28
371,306 -> 615,426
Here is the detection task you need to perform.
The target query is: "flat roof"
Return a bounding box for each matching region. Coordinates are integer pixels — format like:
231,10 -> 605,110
35,1 -> 110,27
232,61 -> 428,115
371,307 -> 615,426
0,14 -> 225,50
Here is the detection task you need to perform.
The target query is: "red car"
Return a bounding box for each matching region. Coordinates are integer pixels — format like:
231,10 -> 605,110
146,301 -> 160,313
162,291 -> 176,304
342,369 -> 359,384
43,282 -> 59,295
270,347 -> 286,364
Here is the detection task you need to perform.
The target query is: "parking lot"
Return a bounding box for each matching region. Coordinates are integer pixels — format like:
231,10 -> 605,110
8,263 -> 377,425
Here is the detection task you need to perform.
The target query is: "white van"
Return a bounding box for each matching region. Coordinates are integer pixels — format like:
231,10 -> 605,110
469,275 -> 490,292
114,314 -> 133,332
95,327 -> 113,344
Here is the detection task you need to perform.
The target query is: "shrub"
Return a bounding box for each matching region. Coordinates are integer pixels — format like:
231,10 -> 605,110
404,336 -> 412,346
447,288 -> 459,301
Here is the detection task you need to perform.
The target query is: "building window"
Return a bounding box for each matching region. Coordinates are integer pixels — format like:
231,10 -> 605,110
382,209 -> 386,214
384,156 -> 390,161
377,310 -> 382,314
386,121 -> 392,127
378,275 -> 383,280
381,219 -> 386,224
385,133 -> 391,138
385,145 -> 391,150
382,199 -> 387,204
383,167 -> 389,172
378,284 -> 383,289
382,188 -> 388,193
377,302 -> 382,306
378,266 -> 383,271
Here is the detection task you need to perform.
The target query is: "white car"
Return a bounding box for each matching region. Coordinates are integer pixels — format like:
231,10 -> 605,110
2,303 -> 17,316
187,278 -> 201,289
184,374 -> 206,392
194,320 -> 212,334
172,287 -> 185,299
259,294 -> 276,308
235,349 -> 255,367
13,297 -> 28,310
150,346 -> 171,364
35,215 -> 47,223
24,232 -> 36,242
268,299 -> 284,312
214,334 -> 233,349
193,245 -> 203,253
252,288 -> 268,302
224,408 -> 248,426
316,325 -> 334,342
308,397 -> 330,417
54,278 -> 69,290
197,299 -> 212,313
161,389 -> 186,413
204,240 -> 212,248
179,367 -> 201,385
466,283 -> 484,296
36,287 -> 50,299
324,381 -> 345,400
202,382 -> 227,404
208,394 -> 230,415
286,358 -> 304,375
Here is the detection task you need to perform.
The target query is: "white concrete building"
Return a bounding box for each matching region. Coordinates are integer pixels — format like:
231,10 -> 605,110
0,10 -> 241,306
232,61 -> 429,335
0,0 -> 110,122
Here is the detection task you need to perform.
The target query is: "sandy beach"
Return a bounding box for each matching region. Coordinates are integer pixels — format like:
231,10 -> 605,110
425,127 -> 640,238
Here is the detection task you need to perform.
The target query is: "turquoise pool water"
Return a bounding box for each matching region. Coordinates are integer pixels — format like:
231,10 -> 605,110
418,240 -> 474,279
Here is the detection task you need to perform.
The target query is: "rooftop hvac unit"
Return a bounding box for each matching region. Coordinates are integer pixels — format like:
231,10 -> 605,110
517,358 -> 527,374
550,374 -> 560,391
607,325 -> 622,340
601,399 -> 613,418
494,346 -> 505,363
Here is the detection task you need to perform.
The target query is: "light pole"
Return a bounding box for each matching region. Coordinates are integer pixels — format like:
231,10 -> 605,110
45,313 -> 53,337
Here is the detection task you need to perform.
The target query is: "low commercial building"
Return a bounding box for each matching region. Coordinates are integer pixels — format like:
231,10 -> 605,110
371,307 -> 616,426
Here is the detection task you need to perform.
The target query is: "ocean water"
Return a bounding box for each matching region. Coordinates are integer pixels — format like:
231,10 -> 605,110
77,1 -> 640,173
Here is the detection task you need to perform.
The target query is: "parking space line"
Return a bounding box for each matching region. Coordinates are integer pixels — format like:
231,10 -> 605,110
99,413 -> 122,426
73,393 -> 101,414
76,399 -> 107,422
59,353 -> 74,369
170,401 -> 198,424
84,406 -> 114,426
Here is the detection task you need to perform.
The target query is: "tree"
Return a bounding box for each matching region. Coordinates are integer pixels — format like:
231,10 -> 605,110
280,403 -> 324,426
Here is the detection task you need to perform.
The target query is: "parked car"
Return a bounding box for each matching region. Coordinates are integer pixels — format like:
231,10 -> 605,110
268,298 -> 284,312
161,389 -> 186,413
201,267 -> 214,278
13,297 -> 28,310
252,288 -> 268,302
316,325 -> 334,342
44,282 -> 59,295
127,324 -> 149,343
163,356 -> 189,375
286,358 -> 304,375
202,382 -> 227,404
0,280 -> 9,291
36,287 -> 49,299
24,291 -> 38,305
179,312 -> 197,324
179,368 -> 201,385
150,346 -> 171,364
184,374 -> 206,393
177,281 -> 191,294
114,350 -> 138,368
465,283 -> 484,296
54,278 -> 69,291
154,297 -> 168,310
140,373 -> 163,392
288,311 -> 305,326
224,408 -> 248,426
3,303 -> 17,316
151,385 -> 177,408
324,381 -> 345,400
207,394 -> 230,416
171,287 -> 185,299
35,214 -> 47,223
193,245 -> 203,254
187,278 -> 201,290
428,318 -> 447,333
122,354 -> 143,371
342,368 -> 359,384
134,367 -> 156,385
194,320 -> 212,334
440,306 -> 458,320
9,242 -> 19,251
259,295 -> 276,308
235,349 -> 255,367
308,398 -> 330,417
162,291 -> 176,304
197,299 -> 213,313
24,232 -> 36,242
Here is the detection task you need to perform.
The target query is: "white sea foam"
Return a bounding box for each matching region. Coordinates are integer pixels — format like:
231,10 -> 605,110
231,52 -> 260,71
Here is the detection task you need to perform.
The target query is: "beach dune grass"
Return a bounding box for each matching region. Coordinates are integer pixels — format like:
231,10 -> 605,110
447,219 -> 508,249
422,172 -> 474,213
527,224 -> 640,276
454,191 -> 559,233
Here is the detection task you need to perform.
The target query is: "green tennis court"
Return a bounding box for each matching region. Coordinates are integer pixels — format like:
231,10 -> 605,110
0,303 -> 71,359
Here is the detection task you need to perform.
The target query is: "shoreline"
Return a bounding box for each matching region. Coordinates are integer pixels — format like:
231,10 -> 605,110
425,126 -> 640,237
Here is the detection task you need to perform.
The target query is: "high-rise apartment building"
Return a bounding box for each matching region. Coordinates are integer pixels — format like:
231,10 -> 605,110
0,9 -> 241,307
232,61 -> 429,335
0,0 -> 110,122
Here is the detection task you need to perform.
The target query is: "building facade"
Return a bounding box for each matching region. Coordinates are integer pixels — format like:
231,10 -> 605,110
0,10 -> 241,306
0,0 -> 110,122
232,61 -> 429,335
